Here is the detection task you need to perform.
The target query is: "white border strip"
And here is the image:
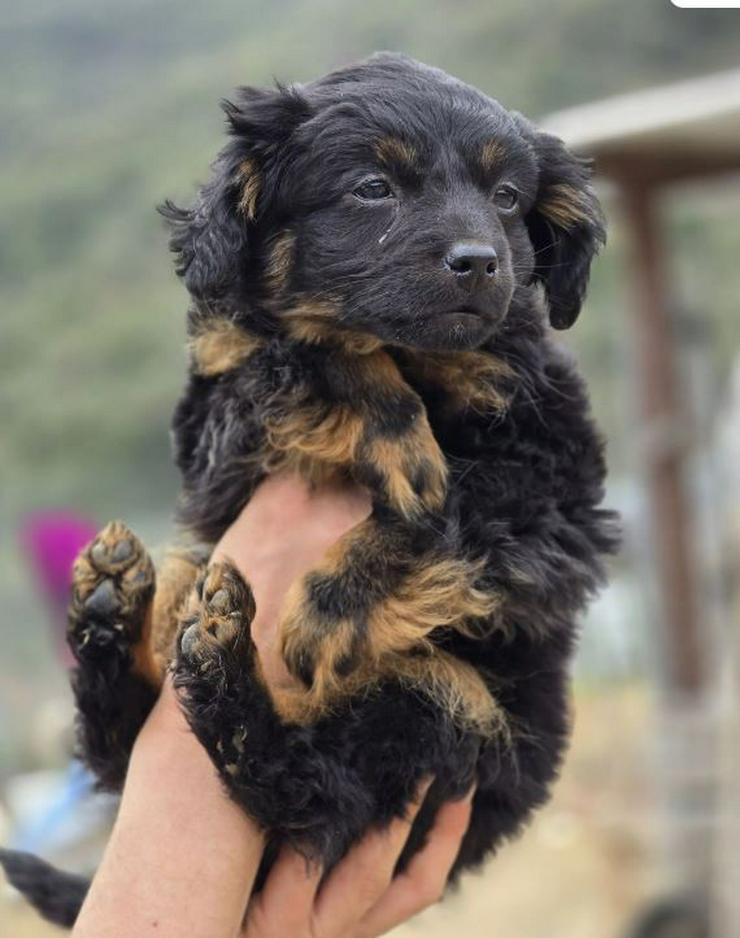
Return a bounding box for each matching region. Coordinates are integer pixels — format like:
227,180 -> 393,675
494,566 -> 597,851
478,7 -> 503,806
671,1 -> 740,7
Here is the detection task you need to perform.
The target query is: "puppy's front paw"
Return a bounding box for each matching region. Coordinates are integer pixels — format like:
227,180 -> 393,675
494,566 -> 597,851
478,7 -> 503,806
177,560 -> 256,663
174,560 -> 265,789
68,521 -> 154,662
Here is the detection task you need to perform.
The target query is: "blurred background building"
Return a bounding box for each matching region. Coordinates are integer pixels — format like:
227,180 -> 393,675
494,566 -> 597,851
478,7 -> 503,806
1,1 -> 739,936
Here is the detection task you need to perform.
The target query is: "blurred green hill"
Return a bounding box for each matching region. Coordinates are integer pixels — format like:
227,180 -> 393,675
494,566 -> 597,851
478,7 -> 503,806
3,0 -> 740,521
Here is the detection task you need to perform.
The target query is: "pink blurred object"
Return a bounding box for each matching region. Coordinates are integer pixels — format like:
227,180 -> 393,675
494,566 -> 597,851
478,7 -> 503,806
19,511 -> 98,664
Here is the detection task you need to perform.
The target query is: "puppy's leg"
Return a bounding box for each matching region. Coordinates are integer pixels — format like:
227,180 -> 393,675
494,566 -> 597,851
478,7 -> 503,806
274,520 -> 501,731
68,523 -> 203,788
68,522 -> 157,788
265,347 -> 449,522
259,347 -> 495,723
173,560 -> 373,850
173,558 -> 479,872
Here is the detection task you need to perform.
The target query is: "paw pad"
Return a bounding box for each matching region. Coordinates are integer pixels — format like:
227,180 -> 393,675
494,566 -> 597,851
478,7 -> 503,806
177,561 -> 255,662
86,522 -> 143,576
207,588 -> 231,614
179,622 -> 202,658
83,579 -> 120,620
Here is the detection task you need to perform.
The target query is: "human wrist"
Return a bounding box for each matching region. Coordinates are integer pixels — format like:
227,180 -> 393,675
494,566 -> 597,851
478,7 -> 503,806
129,677 -> 201,770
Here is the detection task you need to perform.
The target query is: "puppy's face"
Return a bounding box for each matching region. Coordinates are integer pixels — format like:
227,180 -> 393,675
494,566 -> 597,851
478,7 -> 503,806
278,86 -> 536,351
164,55 -> 605,349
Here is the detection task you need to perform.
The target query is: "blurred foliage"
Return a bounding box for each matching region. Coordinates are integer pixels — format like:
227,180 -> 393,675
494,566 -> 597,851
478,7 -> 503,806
1,0 -> 740,764
2,0 -> 740,517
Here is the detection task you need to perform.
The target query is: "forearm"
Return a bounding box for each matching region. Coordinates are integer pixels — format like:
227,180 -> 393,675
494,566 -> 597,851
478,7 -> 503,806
73,681 -> 263,938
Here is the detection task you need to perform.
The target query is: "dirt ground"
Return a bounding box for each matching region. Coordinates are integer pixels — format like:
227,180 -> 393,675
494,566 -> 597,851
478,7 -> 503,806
1,685 -> 658,938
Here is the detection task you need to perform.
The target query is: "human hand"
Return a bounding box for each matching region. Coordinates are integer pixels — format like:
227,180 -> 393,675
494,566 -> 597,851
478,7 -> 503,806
241,778 -> 474,938
211,471 -> 372,690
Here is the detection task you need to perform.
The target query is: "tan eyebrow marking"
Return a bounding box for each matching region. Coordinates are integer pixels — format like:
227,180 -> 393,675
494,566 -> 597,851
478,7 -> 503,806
374,137 -> 419,171
237,158 -> 261,220
480,140 -> 507,173
538,183 -> 591,229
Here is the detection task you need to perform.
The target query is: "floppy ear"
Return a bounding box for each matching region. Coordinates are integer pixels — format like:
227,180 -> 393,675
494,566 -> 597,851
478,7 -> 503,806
515,117 -> 606,329
159,84 -> 311,301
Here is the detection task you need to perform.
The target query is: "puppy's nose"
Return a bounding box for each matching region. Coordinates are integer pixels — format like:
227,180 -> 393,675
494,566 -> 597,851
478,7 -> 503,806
444,242 -> 498,282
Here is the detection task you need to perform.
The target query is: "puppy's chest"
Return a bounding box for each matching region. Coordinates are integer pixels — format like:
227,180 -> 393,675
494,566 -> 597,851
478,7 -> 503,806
190,323 -> 513,513
259,345 -> 514,514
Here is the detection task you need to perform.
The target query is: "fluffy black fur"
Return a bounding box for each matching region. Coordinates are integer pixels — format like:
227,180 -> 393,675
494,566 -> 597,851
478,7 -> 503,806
1,53 -> 618,928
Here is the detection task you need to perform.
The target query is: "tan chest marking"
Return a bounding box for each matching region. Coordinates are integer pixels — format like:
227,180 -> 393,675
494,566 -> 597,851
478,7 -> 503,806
403,348 -> 513,414
264,348 -> 447,516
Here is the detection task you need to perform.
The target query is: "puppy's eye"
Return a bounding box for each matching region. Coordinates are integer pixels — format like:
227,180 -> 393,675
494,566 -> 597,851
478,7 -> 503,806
353,179 -> 394,201
493,184 -> 519,212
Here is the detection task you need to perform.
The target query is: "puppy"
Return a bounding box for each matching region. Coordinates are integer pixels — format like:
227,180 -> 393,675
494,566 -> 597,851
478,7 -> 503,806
1,53 -> 618,927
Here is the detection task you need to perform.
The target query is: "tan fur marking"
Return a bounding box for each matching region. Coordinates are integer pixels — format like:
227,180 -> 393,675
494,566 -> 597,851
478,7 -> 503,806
375,137 -> 418,170
272,566 -> 359,719
367,423 -> 448,517
283,300 -> 383,354
274,520 -> 384,717
264,402 -> 365,475
273,545 -> 500,730
262,346 -> 448,515
286,319 -> 382,355
130,607 -> 162,687
284,316 -> 337,346
238,159 -> 261,220
150,550 -> 205,662
282,300 -> 339,344
359,353 -> 448,515
253,646 -> 505,734
70,557 -> 102,604
365,557 -> 500,659
386,651 -> 507,736
361,347 -> 411,391
480,140 -> 507,173
130,549 -> 205,686
538,183 -> 590,229
336,332 -> 384,355
190,320 -> 263,377
264,231 -> 296,296
263,683 -> 330,726
402,348 -> 513,414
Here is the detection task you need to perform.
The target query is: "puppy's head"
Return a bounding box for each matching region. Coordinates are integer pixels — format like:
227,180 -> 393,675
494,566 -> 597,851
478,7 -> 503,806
162,54 -> 605,350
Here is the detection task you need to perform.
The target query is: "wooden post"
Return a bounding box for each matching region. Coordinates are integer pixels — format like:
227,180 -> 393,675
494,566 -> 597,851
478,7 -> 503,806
619,179 -> 714,906
619,180 -> 704,695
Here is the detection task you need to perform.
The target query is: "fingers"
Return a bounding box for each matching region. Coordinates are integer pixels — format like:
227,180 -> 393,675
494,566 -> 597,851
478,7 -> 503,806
311,778 -> 433,938
355,786 -> 475,938
242,781 -> 473,938
243,844 -> 322,938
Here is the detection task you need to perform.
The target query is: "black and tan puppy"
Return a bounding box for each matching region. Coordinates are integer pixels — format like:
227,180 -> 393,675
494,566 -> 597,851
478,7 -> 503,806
1,53 -> 618,926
